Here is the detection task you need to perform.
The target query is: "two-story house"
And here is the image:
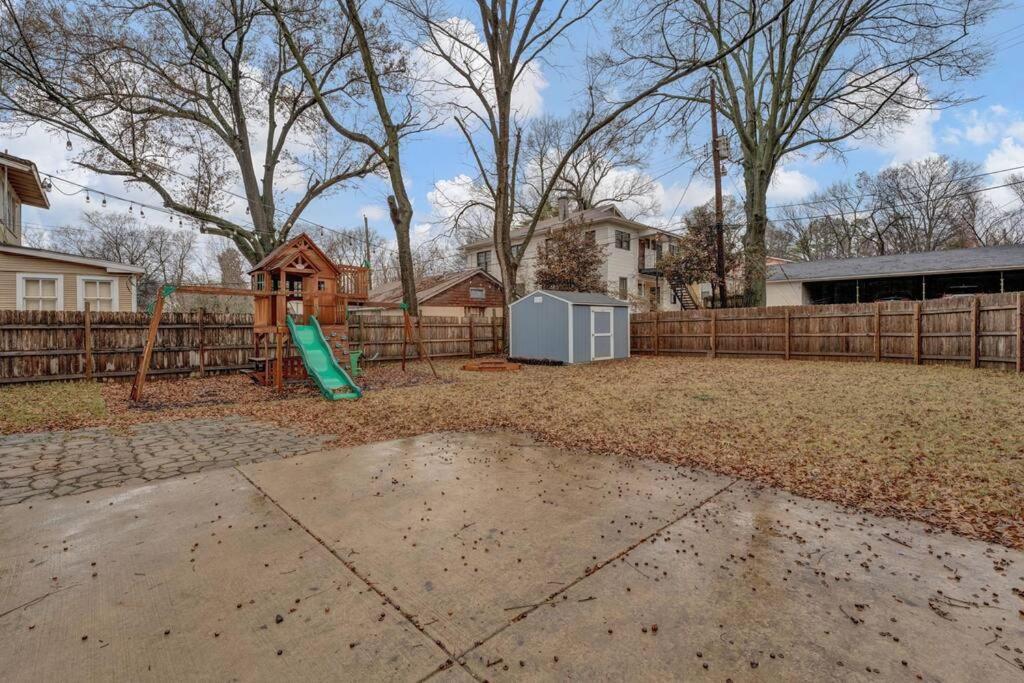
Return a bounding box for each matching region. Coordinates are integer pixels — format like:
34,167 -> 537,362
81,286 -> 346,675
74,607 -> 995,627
463,202 -> 698,310
0,151 -> 144,312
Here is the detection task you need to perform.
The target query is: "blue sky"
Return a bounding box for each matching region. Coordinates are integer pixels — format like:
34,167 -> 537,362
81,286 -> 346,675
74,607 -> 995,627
7,2 -> 1024,260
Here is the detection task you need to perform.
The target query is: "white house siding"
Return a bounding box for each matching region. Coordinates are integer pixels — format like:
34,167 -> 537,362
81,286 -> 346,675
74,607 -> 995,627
766,281 -> 808,307
466,220 -> 676,309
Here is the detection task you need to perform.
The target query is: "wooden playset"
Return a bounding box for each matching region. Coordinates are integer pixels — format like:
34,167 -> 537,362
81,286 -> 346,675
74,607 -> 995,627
130,234 -> 436,402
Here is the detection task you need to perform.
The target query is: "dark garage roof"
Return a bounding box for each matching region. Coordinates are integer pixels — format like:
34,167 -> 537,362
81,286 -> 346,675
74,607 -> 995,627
514,290 -> 630,307
767,245 -> 1024,283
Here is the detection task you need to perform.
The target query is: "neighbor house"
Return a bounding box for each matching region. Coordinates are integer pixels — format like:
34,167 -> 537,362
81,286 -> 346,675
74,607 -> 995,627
0,151 -> 144,312
364,268 -> 505,317
765,245 -> 1024,306
462,201 -> 695,310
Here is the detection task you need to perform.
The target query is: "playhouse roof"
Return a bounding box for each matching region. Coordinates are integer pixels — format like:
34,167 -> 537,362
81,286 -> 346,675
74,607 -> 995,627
248,233 -> 341,277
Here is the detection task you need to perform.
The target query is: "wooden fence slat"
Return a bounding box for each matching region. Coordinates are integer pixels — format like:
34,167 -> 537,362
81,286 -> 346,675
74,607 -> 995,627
628,292 -> 1022,372
83,302 -> 93,380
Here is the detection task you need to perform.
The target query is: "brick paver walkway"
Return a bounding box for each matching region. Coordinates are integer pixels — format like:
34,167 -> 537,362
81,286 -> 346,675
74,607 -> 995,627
0,418 -> 333,506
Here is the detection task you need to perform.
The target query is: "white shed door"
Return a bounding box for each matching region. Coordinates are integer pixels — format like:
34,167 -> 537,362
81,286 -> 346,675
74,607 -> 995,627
591,307 -> 613,361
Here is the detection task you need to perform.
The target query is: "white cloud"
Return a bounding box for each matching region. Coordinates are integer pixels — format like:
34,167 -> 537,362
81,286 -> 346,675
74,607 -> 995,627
767,167 -> 818,203
359,204 -> 387,222
873,108 -> 939,164
412,17 -> 547,125
982,136 -> 1024,205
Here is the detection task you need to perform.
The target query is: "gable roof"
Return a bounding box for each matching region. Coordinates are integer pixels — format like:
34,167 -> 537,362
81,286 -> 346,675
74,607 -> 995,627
247,233 -> 341,276
368,268 -> 503,305
0,244 -> 145,274
514,289 -> 629,307
462,205 -> 677,251
767,245 -> 1024,283
0,151 -> 49,209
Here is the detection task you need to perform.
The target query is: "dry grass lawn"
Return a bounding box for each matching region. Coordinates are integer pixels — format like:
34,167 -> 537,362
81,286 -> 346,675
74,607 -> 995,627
2,356 -> 1023,549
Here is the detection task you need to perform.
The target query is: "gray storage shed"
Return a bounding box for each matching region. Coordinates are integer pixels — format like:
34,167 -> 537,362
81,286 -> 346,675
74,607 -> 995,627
509,290 -> 630,364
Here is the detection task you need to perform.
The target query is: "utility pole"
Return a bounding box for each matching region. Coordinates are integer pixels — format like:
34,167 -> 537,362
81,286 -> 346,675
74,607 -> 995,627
363,214 -> 372,289
709,79 -> 727,308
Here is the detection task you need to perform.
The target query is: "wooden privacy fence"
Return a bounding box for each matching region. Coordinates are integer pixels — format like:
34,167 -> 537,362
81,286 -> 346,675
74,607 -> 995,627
0,309 -> 505,385
631,292 -> 1024,372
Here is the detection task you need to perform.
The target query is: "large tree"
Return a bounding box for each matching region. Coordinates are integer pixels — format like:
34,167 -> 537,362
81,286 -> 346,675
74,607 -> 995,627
535,222 -> 607,292
399,0 -> 794,322
262,0 -> 430,313
628,0 -> 995,304
0,0 -> 378,263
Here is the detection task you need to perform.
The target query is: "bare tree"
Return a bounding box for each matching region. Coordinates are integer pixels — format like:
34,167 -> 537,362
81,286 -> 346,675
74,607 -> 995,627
49,209 -> 196,305
263,0 -> 431,314
0,0 -> 379,263
399,0 -> 795,320
634,0 -> 995,303
521,114 -> 660,220
535,221 -> 607,292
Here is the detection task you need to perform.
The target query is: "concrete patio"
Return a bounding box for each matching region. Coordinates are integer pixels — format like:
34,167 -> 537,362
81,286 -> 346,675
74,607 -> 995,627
0,431 -> 1021,681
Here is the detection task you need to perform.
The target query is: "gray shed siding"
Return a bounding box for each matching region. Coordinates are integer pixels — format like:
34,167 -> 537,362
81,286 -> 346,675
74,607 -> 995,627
509,292 -> 570,362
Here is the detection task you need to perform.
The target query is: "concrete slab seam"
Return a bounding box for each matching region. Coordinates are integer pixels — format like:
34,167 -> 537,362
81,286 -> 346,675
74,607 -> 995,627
233,466 -> 478,683
444,476 -> 740,677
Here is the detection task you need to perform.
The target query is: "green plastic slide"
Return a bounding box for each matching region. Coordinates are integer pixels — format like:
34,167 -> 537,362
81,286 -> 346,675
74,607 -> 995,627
286,315 -> 363,401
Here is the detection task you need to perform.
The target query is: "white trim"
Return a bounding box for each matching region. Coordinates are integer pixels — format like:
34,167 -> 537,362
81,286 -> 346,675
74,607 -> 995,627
511,289 -> 575,307
76,275 -> 119,312
0,244 -> 145,274
567,299 -> 574,363
130,275 -> 138,312
16,273 -> 64,311
590,306 -> 614,361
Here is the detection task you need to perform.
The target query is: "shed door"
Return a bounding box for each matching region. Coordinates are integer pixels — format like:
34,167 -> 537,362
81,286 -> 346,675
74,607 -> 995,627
591,307 -> 613,361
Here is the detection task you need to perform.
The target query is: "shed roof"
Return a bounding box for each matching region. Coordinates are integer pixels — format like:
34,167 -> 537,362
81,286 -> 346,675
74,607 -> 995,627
516,290 -> 629,307
766,245 -> 1024,283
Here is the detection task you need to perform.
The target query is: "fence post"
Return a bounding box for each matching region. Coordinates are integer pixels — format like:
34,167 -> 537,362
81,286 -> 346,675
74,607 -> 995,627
492,317 -> 499,355
197,307 -> 206,377
83,302 -> 93,380
913,302 -> 922,365
970,296 -> 980,368
468,317 -> 476,358
710,308 -> 717,359
1018,292 -> 1023,374
784,308 -> 791,361
654,310 -> 660,356
874,302 -> 881,362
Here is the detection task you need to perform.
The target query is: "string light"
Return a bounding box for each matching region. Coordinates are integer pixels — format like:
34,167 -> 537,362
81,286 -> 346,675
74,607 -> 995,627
65,135 -> 72,151
128,203 -> 133,214
85,190 -> 90,203
101,195 -> 107,208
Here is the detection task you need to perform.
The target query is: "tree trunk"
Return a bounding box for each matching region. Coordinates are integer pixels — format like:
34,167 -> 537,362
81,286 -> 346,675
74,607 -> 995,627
742,164 -> 770,307
388,194 -> 418,317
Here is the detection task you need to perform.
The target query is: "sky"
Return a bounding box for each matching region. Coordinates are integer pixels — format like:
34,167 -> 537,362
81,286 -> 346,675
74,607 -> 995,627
4,2 -> 1024,264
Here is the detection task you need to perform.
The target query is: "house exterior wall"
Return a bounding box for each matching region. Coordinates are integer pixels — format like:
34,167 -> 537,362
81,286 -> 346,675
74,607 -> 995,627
765,281 -> 808,307
0,252 -> 136,312
509,292 -> 570,362
0,167 -> 22,245
423,272 -> 505,316
465,220 -> 676,309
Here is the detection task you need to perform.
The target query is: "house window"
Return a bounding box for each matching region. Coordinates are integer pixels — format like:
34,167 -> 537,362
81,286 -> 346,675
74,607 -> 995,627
618,277 -> 628,299
17,274 -> 63,311
317,279 -> 326,291
78,277 -> 117,311
476,250 -> 491,270
469,286 -> 486,300
585,230 -> 596,243
637,282 -> 645,296
615,230 -> 631,250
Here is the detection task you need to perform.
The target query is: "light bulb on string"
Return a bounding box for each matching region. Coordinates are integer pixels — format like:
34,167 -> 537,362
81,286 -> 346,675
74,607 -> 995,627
128,203 -> 133,214
101,196 -> 107,208
65,135 -> 72,151
85,191 -> 90,203
140,208 -> 146,219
